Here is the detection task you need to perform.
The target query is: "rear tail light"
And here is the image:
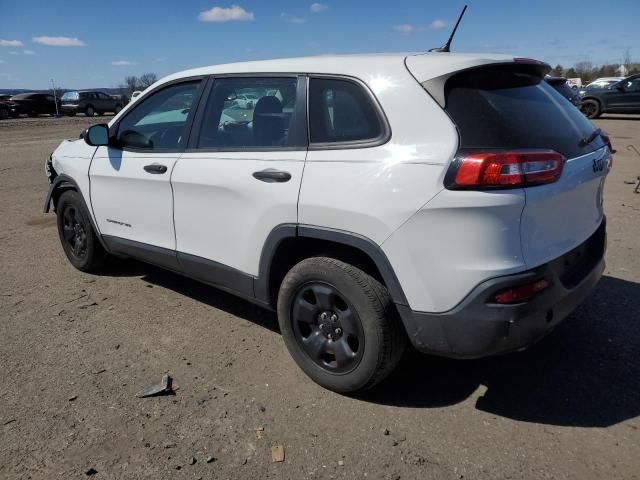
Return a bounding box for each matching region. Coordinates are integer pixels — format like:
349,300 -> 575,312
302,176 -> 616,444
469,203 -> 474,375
445,150 -> 565,190
493,279 -> 549,304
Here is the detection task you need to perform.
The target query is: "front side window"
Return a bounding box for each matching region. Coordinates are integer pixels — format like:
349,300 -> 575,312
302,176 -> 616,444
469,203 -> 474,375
116,81 -> 200,150
197,77 -> 299,149
623,77 -> 640,92
309,77 -> 384,144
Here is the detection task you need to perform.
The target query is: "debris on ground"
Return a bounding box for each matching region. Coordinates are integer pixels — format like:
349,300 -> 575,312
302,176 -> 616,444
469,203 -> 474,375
188,456 -> 196,465
271,445 -> 285,463
256,427 -> 265,439
338,460 -> 345,466
85,467 -> 97,476
68,395 -> 78,402
136,374 -> 174,398
163,442 -> 177,449
206,455 -> 216,463
383,428 -> 390,436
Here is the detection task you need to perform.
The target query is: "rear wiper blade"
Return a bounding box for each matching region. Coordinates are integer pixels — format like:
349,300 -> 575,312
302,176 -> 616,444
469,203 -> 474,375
580,128 -> 602,147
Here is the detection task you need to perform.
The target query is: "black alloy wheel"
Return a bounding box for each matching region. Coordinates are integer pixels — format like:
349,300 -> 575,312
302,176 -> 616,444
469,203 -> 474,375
291,282 -> 365,374
61,204 -> 88,261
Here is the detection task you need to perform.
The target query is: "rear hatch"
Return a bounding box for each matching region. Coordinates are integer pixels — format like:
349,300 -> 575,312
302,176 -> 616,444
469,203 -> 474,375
418,61 -> 610,268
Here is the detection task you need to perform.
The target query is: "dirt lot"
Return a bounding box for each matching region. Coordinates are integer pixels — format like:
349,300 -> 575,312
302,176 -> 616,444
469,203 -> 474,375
1,114 -> 639,480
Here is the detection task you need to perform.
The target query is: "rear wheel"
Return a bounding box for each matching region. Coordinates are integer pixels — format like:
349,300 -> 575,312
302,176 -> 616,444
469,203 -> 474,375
277,257 -> 406,393
114,104 -> 122,114
0,108 -> 8,120
581,99 -> 601,119
85,105 -> 95,117
56,190 -> 107,272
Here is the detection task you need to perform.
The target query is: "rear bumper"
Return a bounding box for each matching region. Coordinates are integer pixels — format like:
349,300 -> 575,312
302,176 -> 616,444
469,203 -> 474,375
398,219 -> 606,359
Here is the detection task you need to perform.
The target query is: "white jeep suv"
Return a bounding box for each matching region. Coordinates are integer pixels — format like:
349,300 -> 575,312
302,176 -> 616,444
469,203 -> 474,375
44,53 -> 611,393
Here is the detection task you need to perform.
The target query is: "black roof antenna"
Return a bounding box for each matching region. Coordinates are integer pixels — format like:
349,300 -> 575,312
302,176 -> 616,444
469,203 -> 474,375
429,5 -> 468,52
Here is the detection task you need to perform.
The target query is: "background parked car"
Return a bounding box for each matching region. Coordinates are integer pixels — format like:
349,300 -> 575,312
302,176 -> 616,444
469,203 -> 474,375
9,93 -> 60,117
579,77 -> 624,96
61,91 -> 124,116
545,76 -> 582,107
580,74 -> 640,118
0,96 -> 20,119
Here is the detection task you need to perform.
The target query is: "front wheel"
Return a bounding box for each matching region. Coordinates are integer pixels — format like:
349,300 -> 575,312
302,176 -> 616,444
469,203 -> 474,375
581,99 -> 601,119
277,257 -> 406,393
85,105 -> 95,117
56,190 -> 107,272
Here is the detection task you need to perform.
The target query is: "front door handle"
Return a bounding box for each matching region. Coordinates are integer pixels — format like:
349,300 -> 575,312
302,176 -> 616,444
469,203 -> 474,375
144,164 -> 167,174
252,169 -> 291,183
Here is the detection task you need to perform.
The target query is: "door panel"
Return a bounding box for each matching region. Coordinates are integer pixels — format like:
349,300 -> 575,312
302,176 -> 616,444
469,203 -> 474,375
172,75 -> 306,277
172,152 -> 304,275
90,148 -> 179,249
89,79 -> 203,251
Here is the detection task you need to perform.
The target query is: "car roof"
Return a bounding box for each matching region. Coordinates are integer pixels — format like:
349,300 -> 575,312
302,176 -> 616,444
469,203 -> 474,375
160,52 -> 516,85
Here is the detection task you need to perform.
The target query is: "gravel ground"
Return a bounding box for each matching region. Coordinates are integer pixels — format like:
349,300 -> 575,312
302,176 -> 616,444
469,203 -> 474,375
1,114 -> 639,480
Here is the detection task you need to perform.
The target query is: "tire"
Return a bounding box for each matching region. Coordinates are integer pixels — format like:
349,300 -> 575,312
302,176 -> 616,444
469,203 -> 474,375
581,99 -> 601,119
85,105 -> 95,117
56,190 -> 107,272
0,108 -> 8,120
277,257 -> 406,393
67,112 -> 76,117
114,104 -> 122,114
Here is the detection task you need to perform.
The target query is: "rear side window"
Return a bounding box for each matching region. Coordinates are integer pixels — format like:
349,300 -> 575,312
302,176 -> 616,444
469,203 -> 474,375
309,77 -> 385,144
197,77 -> 300,149
444,66 -> 604,158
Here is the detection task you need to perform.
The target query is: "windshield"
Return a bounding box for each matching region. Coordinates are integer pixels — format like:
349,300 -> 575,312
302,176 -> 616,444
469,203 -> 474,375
62,91 -> 80,101
444,65 -> 604,159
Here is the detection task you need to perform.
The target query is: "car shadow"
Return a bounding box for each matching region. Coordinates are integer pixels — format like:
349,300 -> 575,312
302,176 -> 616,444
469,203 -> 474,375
95,258 -> 639,427
97,257 -> 280,333
365,275 -> 640,428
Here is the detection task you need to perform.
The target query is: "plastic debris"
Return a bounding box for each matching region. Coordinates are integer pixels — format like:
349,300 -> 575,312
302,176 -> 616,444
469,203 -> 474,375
136,374 -> 174,398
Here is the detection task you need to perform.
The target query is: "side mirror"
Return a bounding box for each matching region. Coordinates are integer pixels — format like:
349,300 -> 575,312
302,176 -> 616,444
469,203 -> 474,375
84,123 -> 110,146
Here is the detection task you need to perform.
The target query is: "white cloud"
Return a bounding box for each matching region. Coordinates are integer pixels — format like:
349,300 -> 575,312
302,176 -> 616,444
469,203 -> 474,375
0,39 -> 23,47
23,50 -> 36,55
281,13 -> 306,24
310,3 -> 328,13
198,5 -> 255,22
9,51 -> 19,55
0,59 -> 5,64
33,36 -> 86,47
430,19 -> 447,29
393,24 -> 424,34
112,60 -> 138,66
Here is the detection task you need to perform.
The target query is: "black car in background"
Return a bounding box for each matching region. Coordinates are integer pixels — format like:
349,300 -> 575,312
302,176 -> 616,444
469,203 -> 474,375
0,95 -> 19,119
9,93 -> 61,117
580,74 -> 640,118
61,90 -> 124,116
545,76 -> 581,107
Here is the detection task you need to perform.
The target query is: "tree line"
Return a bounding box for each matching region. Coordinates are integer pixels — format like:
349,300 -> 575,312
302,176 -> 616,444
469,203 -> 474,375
550,50 -> 638,81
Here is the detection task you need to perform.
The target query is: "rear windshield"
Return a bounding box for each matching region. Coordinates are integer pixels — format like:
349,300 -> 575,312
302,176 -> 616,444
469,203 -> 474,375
62,91 -> 79,101
444,65 -> 604,158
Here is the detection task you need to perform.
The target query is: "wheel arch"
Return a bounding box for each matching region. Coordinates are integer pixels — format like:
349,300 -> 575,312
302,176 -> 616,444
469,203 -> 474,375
255,224 -> 409,310
43,174 -> 111,253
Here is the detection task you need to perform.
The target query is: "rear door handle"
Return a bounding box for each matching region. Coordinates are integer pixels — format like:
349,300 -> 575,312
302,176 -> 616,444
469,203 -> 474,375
252,169 -> 292,183
144,164 -> 167,174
